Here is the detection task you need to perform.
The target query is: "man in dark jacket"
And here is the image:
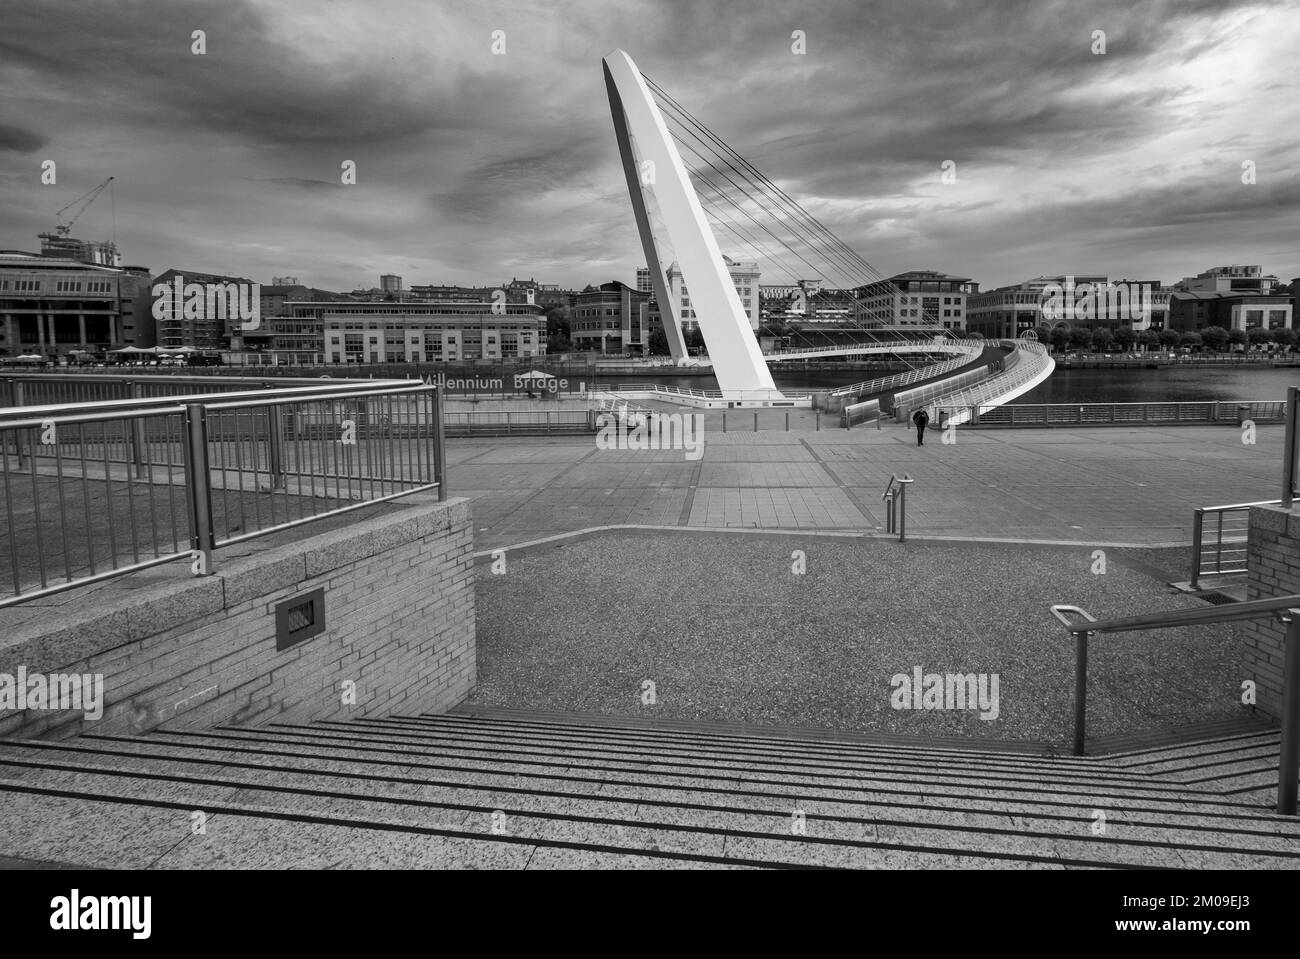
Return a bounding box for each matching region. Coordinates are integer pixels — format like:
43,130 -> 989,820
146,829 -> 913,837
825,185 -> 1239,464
912,407 -> 930,446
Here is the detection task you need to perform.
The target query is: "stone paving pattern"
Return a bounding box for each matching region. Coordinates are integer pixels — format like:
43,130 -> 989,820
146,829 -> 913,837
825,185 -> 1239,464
450,423 -> 1287,550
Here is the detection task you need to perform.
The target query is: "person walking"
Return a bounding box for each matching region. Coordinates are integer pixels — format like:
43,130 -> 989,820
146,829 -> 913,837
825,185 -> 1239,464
912,407 -> 930,446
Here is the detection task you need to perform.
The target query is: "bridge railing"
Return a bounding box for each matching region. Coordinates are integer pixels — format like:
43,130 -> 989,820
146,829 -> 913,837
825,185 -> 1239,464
1,379 -> 444,607
923,341 -> 1053,424
766,337 -> 969,358
893,358 -> 1004,418
827,349 -> 984,400
597,384 -> 804,404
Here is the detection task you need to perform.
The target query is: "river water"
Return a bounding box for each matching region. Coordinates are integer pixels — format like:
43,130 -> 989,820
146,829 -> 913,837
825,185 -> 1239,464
1013,366 -> 1299,404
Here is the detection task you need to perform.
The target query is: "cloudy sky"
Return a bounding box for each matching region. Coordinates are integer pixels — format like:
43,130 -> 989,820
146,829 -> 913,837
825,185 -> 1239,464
2,0 -> 1298,293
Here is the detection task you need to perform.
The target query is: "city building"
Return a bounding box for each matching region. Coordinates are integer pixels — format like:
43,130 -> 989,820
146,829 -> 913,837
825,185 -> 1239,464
151,268 -> 258,351
251,300 -> 544,364
1174,265 -> 1280,295
855,270 -> 979,331
257,283 -> 342,321
664,255 -> 761,330
0,239 -> 153,357
380,274 -> 403,293
1168,291 -> 1293,333
966,275 -> 1170,339
635,267 -> 653,294
571,281 -> 651,354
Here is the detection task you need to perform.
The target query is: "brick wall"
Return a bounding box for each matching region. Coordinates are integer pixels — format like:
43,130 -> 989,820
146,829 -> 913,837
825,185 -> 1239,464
0,496 -> 474,740
1241,503 -> 1300,720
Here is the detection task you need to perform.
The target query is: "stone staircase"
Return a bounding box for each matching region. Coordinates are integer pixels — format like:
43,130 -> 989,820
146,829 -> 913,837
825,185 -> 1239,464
1,707 -> 1298,869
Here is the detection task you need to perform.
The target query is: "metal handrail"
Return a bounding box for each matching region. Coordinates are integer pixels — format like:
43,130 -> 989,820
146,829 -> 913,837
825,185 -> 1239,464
881,473 -> 913,541
766,336 -> 962,357
205,383 -> 431,412
0,378 -> 420,420
1050,595 -> 1300,815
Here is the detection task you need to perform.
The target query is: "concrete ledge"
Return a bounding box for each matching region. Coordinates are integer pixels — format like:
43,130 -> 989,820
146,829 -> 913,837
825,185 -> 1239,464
1250,503 -> 1291,534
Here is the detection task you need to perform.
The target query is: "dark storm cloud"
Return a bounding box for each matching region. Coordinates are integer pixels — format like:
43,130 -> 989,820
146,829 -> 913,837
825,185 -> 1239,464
241,177 -> 336,192
0,0 -> 1296,290
0,123 -> 47,154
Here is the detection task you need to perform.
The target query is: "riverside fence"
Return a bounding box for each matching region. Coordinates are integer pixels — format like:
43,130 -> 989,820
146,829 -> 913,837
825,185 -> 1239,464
935,400 -> 1288,428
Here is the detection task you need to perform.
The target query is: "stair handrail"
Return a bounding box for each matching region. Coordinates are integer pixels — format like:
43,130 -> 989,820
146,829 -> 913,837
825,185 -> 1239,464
881,474 -> 913,541
1050,593 -> 1300,815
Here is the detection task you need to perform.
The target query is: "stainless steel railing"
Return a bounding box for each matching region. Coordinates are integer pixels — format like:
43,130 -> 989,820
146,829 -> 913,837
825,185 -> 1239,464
1188,500 -> 1285,590
828,351 -> 981,400
1,372 -> 344,409
1051,594 -> 1300,815
881,474 -> 913,541
1,380 -> 445,606
936,399 -> 1287,428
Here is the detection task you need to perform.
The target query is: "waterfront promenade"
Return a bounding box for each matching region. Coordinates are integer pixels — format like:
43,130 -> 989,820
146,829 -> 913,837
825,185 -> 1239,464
450,421 -> 1286,552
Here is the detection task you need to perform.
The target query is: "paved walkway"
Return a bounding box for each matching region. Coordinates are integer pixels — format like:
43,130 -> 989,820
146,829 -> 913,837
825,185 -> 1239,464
448,422 -> 1288,551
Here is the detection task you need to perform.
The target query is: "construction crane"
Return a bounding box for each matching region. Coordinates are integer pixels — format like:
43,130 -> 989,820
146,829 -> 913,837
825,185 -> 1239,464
54,176 -> 114,237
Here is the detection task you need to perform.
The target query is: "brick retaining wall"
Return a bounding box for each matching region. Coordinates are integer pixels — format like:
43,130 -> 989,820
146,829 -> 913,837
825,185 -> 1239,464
0,495 -> 474,739
1242,503 -> 1300,720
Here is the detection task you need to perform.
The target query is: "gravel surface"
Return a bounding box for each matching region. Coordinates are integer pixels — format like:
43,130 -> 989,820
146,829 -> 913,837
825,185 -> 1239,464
471,534 -> 1248,747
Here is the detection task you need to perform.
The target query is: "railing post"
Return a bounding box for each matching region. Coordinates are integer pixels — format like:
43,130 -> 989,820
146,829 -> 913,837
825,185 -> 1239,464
898,481 -> 907,542
753,410 -> 759,432
1073,630 -> 1090,755
1190,509 -> 1204,590
266,403 -> 285,489
183,403 -> 215,575
816,411 -> 820,431
12,381 -> 26,469
1279,613 -> 1300,815
723,411 -> 727,433
785,411 -> 789,432
129,382 -> 147,478
1283,386 -> 1297,508
431,388 -> 447,501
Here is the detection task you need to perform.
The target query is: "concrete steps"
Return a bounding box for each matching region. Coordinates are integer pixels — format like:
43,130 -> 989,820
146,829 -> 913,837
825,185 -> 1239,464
1,707 -> 1297,869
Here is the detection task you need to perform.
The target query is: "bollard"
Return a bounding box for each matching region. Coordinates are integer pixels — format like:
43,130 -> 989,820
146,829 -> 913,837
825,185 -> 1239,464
723,411 -> 727,433
785,411 -> 789,432
754,411 -> 759,432
816,412 -> 820,431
